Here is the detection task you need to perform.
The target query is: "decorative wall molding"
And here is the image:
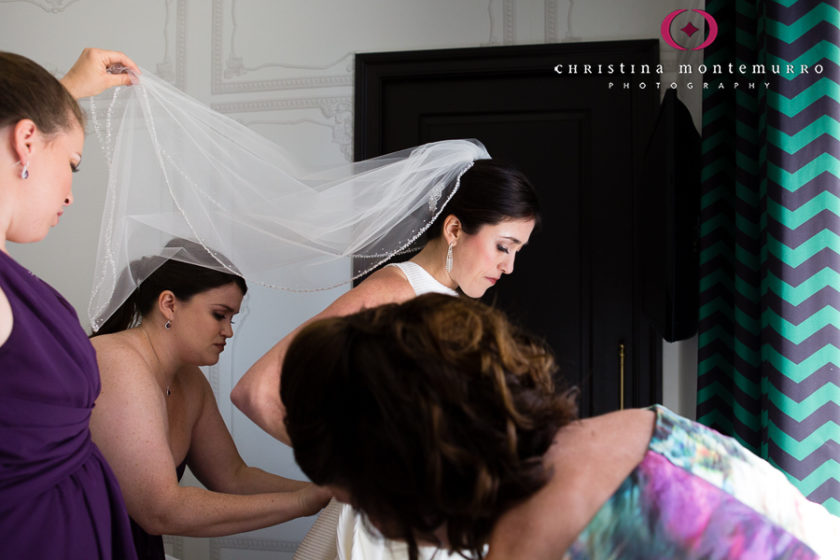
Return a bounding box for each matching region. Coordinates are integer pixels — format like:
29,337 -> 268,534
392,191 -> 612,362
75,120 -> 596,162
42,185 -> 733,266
158,0 -> 187,89
209,0 -> 505,156
0,0 -> 80,13
206,363 -> 220,397
210,536 -> 298,560
211,0 -> 353,95
542,0 -> 576,43
123,0 -> 186,89
486,0 -> 501,45
503,0 -> 515,44
211,0 -> 503,95
2,1 -> 184,85
210,95 -> 349,117
562,0 -> 576,41
163,535 -> 185,558
545,0 -> 558,42
211,96 -> 353,159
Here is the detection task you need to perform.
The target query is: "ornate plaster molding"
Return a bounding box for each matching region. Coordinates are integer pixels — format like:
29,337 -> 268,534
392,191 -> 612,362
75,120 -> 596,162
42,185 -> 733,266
0,0 -> 81,13
154,0 -> 187,88
211,96 -> 353,160
210,536 -> 299,560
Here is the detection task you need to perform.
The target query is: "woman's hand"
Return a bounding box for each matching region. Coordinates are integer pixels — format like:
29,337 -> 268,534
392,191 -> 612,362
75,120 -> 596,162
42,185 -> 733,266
60,47 -> 140,99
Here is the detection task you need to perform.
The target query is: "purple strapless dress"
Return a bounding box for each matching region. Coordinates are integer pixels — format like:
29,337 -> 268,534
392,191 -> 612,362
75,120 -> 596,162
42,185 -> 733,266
0,250 -> 136,559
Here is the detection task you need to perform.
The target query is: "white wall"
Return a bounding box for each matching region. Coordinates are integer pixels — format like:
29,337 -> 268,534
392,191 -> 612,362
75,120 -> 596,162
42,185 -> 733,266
0,1 -> 699,557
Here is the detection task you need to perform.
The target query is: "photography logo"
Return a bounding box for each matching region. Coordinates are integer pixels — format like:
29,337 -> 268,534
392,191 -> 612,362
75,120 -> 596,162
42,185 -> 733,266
553,8 -> 809,92
661,9 -> 718,50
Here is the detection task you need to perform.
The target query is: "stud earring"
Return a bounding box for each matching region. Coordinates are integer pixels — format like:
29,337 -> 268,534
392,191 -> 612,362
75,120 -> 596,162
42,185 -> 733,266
164,320 -> 172,330
20,162 -> 29,180
445,242 -> 454,274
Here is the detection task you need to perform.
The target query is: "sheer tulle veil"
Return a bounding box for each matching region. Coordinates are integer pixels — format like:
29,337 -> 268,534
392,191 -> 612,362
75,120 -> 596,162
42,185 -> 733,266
86,69 -> 489,331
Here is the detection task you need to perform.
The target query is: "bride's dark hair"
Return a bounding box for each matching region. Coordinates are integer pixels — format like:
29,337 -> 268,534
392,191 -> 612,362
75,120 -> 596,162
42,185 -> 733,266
426,159 -> 541,239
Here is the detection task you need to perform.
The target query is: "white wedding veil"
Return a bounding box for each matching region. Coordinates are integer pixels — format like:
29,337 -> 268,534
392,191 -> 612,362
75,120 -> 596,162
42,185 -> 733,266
86,69 -> 489,331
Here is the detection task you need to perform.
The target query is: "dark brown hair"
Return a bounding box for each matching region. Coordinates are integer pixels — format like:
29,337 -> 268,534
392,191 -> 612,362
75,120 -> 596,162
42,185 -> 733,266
282,294 -> 577,559
0,51 -> 85,134
93,238 -> 247,336
427,159 -> 541,239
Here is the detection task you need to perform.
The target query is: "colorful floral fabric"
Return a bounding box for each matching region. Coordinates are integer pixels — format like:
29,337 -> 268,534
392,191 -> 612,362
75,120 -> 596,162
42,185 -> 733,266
566,406 -> 840,559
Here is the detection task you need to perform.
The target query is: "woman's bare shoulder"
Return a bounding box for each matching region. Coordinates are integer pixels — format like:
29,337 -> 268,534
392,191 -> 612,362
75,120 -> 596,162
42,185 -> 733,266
320,266 -> 415,317
92,330 -> 141,355
91,331 -> 153,379
360,265 -> 415,301
91,329 -> 125,351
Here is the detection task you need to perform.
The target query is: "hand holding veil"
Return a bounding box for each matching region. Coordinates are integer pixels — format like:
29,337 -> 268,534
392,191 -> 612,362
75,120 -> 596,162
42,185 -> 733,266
87,69 -> 489,330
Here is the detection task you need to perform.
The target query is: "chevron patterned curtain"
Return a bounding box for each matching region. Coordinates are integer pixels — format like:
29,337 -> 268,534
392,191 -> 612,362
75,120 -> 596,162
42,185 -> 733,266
698,0 -> 840,515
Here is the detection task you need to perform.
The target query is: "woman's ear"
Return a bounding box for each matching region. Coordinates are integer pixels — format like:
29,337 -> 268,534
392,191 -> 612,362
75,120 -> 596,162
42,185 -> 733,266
442,215 -> 462,246
157,290 -> 177,322
11,119 -> 37,164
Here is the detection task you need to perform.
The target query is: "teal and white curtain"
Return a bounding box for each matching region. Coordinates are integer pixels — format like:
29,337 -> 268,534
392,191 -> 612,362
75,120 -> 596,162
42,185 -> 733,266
698,0 -> 840,515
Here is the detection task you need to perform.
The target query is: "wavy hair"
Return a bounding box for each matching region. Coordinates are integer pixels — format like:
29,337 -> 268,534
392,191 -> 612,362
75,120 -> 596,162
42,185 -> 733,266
282,293 -> 577,559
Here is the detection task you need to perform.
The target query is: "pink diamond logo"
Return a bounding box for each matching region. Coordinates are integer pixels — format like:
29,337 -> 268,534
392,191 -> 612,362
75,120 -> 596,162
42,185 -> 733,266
662,9 -> 719,50
681,22 -> 699,37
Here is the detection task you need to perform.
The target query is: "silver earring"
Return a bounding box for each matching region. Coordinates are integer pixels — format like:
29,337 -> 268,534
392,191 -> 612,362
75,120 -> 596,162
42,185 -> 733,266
164,320 -> 171,330
20,162 -> 29,180
445,242 -> 454,274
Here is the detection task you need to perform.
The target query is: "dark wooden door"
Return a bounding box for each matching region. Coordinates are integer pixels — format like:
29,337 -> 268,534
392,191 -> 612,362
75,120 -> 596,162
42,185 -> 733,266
355,41 -> 661,417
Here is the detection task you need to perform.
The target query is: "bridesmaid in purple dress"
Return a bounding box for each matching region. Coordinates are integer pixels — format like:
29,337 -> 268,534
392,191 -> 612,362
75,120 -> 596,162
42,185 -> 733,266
0,48 -> 140,559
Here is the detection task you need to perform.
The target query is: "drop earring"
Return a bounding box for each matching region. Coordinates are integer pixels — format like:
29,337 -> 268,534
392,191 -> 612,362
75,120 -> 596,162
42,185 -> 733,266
20,161 -> 29,180
164,320 -> 171,330
445,242 -> 454,274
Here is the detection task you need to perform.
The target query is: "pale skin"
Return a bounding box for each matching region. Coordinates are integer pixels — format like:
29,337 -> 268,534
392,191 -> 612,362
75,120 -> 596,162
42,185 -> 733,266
231,214 -> 537,445
90,282 -> 330,537
0,48 -> 138,345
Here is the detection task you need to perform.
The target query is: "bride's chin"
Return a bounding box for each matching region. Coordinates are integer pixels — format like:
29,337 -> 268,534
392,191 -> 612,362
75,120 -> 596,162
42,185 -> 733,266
463,286 -> 488,299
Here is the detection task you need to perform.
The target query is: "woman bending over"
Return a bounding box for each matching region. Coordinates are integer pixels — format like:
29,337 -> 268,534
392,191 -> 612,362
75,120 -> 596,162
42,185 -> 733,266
282,294 -> 839,560
90,240 -> 329,560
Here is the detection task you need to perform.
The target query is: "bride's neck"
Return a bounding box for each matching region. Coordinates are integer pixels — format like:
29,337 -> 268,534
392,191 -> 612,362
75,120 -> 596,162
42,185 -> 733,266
410,238 -> 457,290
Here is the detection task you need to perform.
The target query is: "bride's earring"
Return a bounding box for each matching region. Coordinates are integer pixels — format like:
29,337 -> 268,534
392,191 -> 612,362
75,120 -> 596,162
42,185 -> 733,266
20,161 -> 29,179
445,242 -> 454,274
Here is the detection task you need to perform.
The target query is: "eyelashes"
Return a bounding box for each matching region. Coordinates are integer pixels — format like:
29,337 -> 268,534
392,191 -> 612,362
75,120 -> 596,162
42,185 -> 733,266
213,312 -> 236,325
